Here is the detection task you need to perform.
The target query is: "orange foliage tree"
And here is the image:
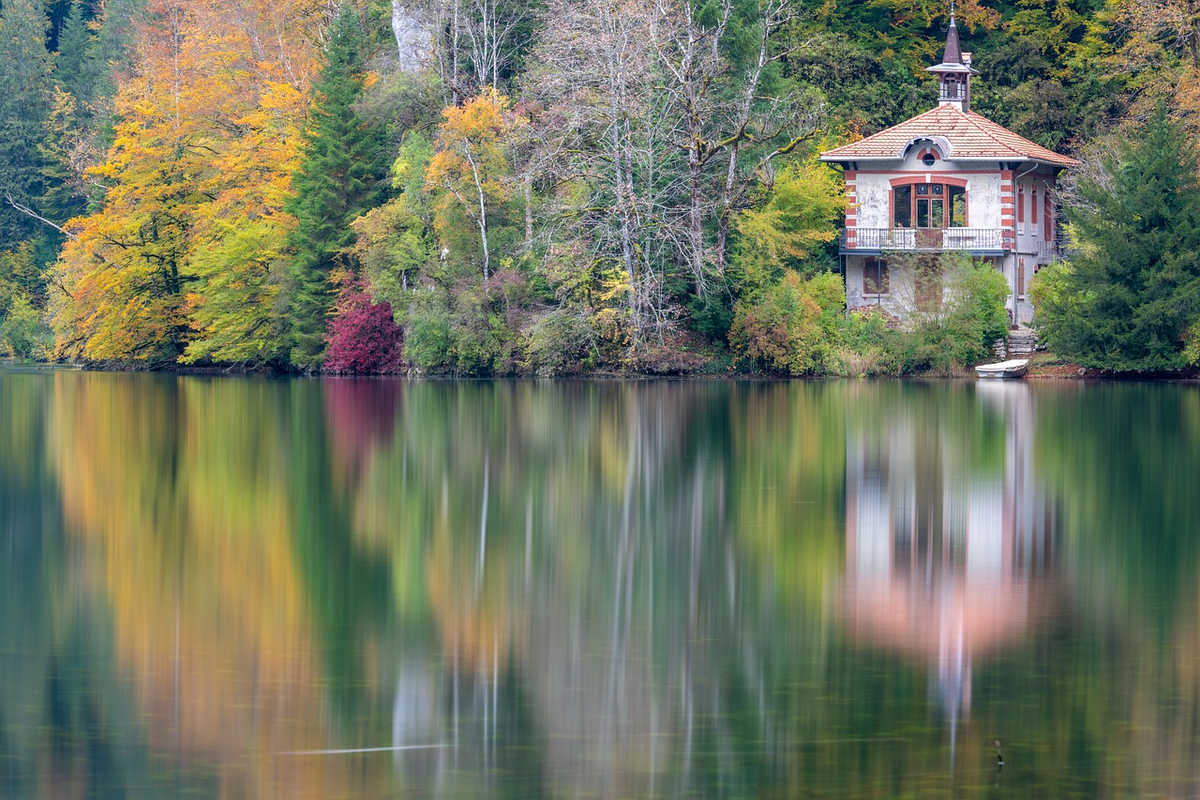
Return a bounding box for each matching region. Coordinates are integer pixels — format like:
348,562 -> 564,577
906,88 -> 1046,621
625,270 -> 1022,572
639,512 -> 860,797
49,0 -> 325,365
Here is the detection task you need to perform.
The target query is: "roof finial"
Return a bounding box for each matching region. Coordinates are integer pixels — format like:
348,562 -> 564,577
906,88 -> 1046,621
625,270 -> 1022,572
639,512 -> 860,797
942,0 -> 963,65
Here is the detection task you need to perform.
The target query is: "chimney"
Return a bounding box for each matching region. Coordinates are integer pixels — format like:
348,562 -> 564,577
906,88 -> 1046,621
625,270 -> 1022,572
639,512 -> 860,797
962,52 -> 972,67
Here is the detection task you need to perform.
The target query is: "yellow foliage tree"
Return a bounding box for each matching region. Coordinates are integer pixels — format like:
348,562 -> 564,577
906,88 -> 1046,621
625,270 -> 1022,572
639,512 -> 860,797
49,0 -> 323,365
425,88 -> 517,282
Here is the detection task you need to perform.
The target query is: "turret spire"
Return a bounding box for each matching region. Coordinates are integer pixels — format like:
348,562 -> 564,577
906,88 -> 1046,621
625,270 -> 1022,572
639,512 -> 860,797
926,3 -> 979,112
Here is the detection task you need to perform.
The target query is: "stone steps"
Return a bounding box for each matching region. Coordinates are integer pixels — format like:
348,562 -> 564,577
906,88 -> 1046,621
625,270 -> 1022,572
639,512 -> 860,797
993,330 -> 1039,360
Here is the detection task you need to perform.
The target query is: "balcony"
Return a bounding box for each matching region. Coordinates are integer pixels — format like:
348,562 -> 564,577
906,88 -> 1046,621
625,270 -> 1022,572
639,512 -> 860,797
840,227 -> 1013,255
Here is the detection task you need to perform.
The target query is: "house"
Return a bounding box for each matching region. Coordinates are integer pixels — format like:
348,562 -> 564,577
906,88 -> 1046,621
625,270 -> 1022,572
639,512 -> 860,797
819,13 -> 1079,326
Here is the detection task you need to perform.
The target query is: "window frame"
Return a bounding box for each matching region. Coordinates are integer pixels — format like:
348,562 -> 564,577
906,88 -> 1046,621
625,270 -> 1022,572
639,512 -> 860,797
863,257 -> 890,295
890,177 -> 969,230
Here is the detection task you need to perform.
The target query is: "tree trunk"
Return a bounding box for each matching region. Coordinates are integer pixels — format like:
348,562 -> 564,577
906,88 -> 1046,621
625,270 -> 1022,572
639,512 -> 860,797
688,143 -> 705,297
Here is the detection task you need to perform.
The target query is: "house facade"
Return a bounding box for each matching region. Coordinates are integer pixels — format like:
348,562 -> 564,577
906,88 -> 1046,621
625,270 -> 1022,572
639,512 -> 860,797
820,15 -> 1078,326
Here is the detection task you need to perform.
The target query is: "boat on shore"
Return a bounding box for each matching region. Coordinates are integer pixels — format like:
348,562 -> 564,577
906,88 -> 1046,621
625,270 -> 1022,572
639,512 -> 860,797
975,359 -> 1029,380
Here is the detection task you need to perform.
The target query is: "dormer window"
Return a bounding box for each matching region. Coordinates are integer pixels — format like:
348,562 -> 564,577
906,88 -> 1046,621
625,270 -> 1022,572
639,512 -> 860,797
916,146 -> 940,167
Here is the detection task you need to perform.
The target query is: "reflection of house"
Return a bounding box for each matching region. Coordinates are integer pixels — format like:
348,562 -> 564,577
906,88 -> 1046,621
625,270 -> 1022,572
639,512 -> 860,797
841,384 -> 1057,739
820,13 -> 1078,325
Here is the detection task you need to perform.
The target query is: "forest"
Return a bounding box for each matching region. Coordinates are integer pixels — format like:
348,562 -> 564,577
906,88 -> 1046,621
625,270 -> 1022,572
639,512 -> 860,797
0,0 -> 1198,375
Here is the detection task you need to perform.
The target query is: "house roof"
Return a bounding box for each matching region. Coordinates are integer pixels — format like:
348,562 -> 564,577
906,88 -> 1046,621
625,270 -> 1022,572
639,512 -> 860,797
820,105 -> 1080,168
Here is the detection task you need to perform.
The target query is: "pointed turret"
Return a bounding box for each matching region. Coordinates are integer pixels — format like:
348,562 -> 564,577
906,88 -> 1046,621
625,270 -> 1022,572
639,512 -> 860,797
926,9 -> 979,112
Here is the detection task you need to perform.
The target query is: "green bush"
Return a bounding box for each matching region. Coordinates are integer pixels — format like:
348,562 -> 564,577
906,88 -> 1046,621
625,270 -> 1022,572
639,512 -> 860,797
0,295 -> 48,360
520,307 -> 597,377
729,270 -> 845,375
728,257 -> 1008,377
896,256 -> 1009,374
834,308 -> 902,376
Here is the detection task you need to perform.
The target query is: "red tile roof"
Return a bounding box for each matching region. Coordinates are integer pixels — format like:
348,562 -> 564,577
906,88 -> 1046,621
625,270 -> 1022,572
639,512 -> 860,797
820,105 -> 1079,167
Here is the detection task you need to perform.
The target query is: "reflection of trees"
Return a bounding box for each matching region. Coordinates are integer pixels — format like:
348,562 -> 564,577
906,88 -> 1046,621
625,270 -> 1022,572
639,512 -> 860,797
0,372 -> 145,798
335,380 -> 854,796
45,374 -> 395,798
12,373 -> 1200,797
1034,383 -> 1200,796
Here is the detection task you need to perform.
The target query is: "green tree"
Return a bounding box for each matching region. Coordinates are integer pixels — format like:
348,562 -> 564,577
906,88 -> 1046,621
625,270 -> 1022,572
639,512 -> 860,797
54,0 -> 103,117
1032,107 -> 1200,372
0,0 -> 54,246
286,4 -> 388,371
0,294 -> 45,359
902,254 -> 1010,374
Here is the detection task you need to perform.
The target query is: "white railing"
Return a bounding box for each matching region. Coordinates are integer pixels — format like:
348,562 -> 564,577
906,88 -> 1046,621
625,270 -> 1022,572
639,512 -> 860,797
841,227 -> 1013,253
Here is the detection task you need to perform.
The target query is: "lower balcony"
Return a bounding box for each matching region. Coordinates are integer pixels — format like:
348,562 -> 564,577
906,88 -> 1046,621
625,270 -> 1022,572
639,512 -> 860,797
840,227 -> 1013,255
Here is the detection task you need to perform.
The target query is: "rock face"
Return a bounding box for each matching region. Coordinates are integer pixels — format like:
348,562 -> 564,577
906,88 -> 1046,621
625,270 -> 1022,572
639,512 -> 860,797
392,1 -> 432,72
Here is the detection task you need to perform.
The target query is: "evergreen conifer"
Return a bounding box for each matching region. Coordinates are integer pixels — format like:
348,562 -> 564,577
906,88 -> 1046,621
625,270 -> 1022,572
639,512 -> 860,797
1033,106 -> 1200,372
0,0 -> 54,247
286,4 -> 388,371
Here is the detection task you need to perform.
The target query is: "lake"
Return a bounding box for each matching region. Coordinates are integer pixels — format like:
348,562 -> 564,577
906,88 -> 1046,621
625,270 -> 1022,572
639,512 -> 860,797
2,370 -> 1199,798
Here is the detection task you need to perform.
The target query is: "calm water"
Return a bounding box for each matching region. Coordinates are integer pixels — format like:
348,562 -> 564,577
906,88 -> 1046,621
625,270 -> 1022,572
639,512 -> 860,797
2,370 -> 1200,798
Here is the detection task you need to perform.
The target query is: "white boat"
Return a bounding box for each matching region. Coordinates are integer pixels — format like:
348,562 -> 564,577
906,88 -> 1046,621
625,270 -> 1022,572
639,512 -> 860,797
975,359 -> 1029,379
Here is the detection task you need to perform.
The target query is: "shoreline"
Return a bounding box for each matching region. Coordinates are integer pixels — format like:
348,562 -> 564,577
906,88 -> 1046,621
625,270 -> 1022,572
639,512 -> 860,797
5,356 -> 1199,382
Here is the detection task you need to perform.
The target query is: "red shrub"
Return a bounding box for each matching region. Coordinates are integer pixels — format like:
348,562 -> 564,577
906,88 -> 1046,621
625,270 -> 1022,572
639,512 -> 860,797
323,273 -> 406,374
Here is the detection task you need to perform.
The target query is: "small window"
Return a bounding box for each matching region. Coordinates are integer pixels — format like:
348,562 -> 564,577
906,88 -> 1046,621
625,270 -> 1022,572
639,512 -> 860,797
1017,258 -> 1026,300
949,185 -> 966,227
1043,187 -> 1053,242
864,257 -> 889,295
1031,188 -> 1038,230
893,185 -> 912,227
922,152 -> 936,167
1017,184 -> 1025,224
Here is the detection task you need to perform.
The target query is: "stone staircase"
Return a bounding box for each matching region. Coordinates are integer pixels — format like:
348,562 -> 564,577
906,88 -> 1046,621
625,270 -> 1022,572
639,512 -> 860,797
993,329 -> 1039,360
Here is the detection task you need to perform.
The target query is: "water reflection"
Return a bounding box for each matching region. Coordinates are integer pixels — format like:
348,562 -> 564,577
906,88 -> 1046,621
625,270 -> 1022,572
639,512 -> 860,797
4,372 -> 1200,797
841,383 -> 1058,767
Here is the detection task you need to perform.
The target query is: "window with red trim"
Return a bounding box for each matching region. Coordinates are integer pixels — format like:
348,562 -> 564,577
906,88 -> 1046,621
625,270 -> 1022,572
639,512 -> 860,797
892,183 -> 966,228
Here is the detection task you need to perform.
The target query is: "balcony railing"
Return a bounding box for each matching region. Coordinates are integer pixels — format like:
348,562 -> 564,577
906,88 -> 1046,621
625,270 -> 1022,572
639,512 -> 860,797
840,227 -> 1013,253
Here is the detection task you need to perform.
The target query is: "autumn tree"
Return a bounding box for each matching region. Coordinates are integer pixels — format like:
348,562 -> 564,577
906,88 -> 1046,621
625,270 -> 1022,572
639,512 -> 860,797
424,88 -> 513,281
352,132 -> 438,304
49,0 -> 324,365
731,153 -> 843,294
650,0 -> 822,294
287,4 -> 388,371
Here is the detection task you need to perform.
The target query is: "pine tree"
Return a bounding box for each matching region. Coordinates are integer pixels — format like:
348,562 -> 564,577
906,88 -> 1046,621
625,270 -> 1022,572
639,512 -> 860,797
286,4 -> 388,371
0,0 -> 54,248
54,0 -> 103,118
1032,106 -> 1200,372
